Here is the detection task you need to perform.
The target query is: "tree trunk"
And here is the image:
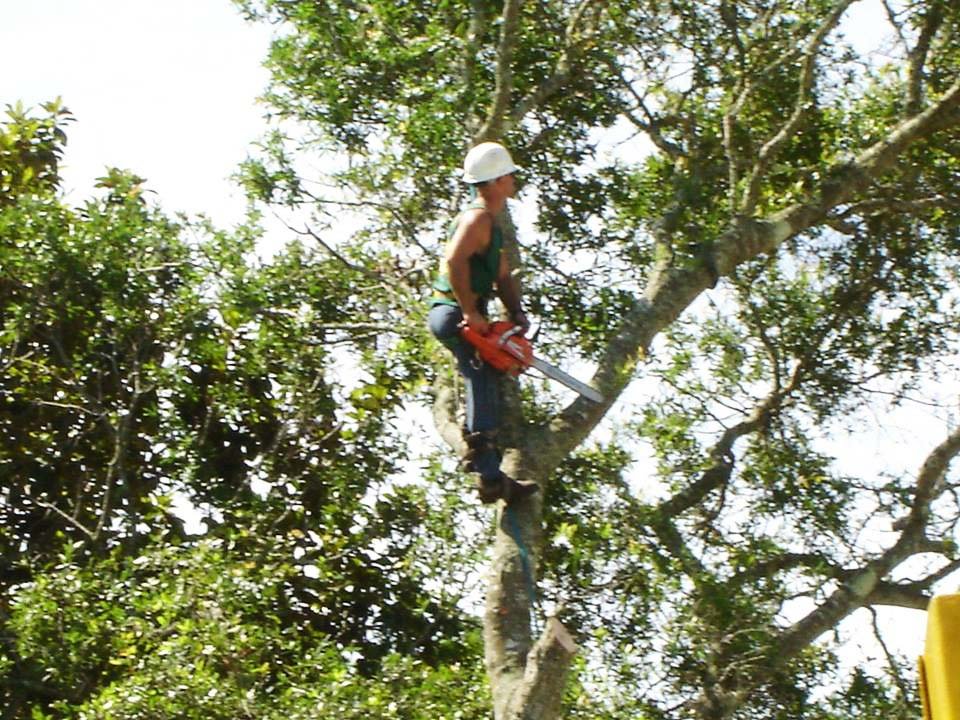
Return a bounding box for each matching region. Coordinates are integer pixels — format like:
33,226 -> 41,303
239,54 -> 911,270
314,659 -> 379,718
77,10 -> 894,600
483,454 -> 578,720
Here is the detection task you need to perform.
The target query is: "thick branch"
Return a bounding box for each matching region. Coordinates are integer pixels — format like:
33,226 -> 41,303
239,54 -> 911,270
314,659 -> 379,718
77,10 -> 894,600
900,420 -> 960,530
475,0 -> 522,142
867,581 -> 940,610
688,426 -> 960,715
906,2 -> 945,115
501,618 -> 578,720
484,496 -> 542,720
537,75 -> 960,467
726,552 -> 835,587
776,423 -> 960,659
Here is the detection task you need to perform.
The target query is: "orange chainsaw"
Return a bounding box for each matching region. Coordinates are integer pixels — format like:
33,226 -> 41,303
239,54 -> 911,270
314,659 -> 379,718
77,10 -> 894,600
460,321 -> 604,403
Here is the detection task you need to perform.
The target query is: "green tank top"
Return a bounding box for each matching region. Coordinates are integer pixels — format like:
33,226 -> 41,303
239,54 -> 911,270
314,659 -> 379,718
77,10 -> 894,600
432,205 -> 502,306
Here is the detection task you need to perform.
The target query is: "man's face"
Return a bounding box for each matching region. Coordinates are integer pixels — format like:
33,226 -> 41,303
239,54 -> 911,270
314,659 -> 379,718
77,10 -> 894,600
498,172 -> 517,197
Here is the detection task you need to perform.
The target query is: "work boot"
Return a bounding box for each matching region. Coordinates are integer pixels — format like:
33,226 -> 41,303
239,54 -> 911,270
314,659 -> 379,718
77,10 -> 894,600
462,430 -> 495,474
477,472 -> 539,505
462,430 -> 504,479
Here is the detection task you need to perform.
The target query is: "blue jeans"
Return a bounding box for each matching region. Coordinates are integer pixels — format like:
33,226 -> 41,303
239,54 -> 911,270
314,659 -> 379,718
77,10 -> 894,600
428,303 -> 501,480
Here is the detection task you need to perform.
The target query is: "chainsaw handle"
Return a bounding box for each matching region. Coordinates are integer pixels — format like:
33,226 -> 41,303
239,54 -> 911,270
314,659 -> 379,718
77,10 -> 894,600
497,324 -> 525,347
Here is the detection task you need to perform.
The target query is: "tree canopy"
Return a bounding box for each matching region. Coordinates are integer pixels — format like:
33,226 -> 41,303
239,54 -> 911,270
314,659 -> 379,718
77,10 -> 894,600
4,0 -> 960,718
227,0 -> 960,717
0,102 -> 487,718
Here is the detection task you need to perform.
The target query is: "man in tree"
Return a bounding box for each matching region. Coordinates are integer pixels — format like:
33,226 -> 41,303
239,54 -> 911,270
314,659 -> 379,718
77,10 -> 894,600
428,142 -> 538,505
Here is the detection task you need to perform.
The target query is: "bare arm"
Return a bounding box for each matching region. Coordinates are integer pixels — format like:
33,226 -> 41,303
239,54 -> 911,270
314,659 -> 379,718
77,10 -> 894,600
444,209 -> 493,334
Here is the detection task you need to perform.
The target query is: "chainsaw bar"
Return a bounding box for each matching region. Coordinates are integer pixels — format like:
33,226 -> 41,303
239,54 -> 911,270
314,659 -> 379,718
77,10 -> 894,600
528,357 -> 604,404
495,325 -> 604,403
460,321 -> 605,404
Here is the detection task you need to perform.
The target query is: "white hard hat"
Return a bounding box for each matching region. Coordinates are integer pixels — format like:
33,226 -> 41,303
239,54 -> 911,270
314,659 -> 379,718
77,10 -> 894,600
462,142 -> 518,184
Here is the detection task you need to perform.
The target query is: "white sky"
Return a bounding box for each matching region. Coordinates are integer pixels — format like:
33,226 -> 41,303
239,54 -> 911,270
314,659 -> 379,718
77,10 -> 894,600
0,0 -> 897,225
0,0 -> 940,678
0,0 -> 273,227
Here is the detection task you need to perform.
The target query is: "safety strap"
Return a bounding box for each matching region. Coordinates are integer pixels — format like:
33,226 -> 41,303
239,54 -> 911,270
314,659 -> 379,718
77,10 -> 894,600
505,505 -> 541,635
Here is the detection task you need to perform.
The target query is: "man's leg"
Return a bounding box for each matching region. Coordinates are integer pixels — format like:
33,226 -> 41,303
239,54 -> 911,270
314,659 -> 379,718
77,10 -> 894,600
427,304 -> 536,503
428,303 -> 499,453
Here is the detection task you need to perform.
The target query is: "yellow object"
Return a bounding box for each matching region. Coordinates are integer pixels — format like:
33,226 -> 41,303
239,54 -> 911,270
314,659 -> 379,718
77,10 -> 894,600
920,593 -> 960,719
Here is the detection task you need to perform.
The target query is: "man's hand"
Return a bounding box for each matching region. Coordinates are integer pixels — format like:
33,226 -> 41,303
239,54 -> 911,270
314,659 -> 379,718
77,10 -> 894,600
463,310 -> 490,335
512,310 -> 530,335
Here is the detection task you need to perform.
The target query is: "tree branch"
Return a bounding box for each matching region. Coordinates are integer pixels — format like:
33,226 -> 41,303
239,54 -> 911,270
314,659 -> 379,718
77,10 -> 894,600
34,500 -> 95,541
906,1 -> 946,115
657,363 -> 802,520
868,606 -> 912,702
775,422 -> 960,659
507,1 -> 604,132
740,0 -> 854,213
881,0 -> 909,50
484,496 -> 542,720
726,552 -> 836,587
463,0 -> 489,137
613,65 -> 687,158
282,218 -> 381,278
431,374 -> 467,454
839,193 -> 959,218
94,356 -> 150,540
866,581 -> 938,610
722,77 -> 749,217
502,618 -> 578,720
475,0 -> 522,142
686,426 -> 960,713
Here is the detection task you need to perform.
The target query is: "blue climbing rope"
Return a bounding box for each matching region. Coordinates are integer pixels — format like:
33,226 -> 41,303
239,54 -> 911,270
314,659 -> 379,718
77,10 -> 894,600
504,505 -> 541,634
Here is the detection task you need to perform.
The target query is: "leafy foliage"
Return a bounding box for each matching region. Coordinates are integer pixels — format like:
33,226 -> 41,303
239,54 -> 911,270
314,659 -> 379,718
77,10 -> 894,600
0,105 -> 487,719
0,100 -> 70,205
6,540 -> 489,720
